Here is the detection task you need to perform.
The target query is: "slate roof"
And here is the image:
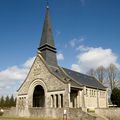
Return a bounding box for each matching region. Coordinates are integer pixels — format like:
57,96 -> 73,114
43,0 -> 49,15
38,7 -> 58,67
49,66 -> 82,88
48,66 -> 106,90
62,67 -> 106,90
39,7 -> 55,49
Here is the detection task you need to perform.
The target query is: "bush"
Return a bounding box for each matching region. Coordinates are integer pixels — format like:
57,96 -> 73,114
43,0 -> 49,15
0,111 -> 3,116
111,87 -> 120,107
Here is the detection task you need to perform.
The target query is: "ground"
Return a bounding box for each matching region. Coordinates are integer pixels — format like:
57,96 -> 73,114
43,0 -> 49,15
0,117 -> 61,120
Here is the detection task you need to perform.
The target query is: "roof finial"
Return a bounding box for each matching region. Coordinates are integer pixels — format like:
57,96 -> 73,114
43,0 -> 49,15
46,0 -> 49,9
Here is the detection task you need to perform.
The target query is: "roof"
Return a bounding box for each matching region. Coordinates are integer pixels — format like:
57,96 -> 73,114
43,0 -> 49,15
39,7 -> 55,48
62,67 -> 106,90
48,65 -> 106,90
48,66 -> 83,88
38,7 -> 57,67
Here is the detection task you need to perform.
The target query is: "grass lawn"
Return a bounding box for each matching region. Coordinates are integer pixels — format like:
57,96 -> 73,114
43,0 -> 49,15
0,116 -> 61,120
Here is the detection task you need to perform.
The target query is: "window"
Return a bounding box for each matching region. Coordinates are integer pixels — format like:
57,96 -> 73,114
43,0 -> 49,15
94,90 -> 96,97
51,95 -> 54,108
56,95 -> 58,108
60,94 -> 63,108
86,89 -> 88,96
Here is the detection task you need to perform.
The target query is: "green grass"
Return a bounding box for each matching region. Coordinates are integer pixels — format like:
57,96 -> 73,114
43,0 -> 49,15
0,116 -> 61,120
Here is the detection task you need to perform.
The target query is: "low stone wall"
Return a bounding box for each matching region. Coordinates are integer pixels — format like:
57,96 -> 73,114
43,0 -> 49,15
29,108 -> 96,120
3,107 -> 97,120
95,108 -> 120,120
3,107 -> 16,117
29,108 -> 64,118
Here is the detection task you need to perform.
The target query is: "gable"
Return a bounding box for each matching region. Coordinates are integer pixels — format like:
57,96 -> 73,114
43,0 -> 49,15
17,54 -> 66,95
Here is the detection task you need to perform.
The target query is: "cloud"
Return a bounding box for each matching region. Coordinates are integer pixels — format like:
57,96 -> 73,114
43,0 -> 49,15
69,36 -> 86,48
71,46 -> 120,73
57,53 -> 64,61
76,45 -> 91,52
71,64 -> 80,72
23,57 -> 35,68
0,57 -> 35,96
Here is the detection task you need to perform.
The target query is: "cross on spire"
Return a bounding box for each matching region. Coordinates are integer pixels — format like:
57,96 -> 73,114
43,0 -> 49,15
46,0 -> 49,9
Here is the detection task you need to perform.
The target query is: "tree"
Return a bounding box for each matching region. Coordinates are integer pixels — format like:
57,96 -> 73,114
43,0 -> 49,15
107,64 -> 119,91
111,87 -> 120,107
87,67 -> 106,84
10,95 -> 16,107
95,66 -> 106,84
0,96 -> 5,108
5,96 -> 10,108
87,68 -> 96,77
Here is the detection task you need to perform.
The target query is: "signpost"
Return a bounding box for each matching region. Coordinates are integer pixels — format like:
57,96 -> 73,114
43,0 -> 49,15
63,109 -> 67,120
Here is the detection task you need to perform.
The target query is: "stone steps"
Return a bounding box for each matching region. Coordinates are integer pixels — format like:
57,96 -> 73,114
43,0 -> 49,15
88,112 -> 109,120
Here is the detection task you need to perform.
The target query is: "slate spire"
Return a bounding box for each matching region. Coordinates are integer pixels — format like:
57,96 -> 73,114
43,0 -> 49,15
38,4 -> 58,67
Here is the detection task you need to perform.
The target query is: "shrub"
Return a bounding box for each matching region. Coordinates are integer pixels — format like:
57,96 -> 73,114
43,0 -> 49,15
111,87 -> 120,107
0,111 -> 3,116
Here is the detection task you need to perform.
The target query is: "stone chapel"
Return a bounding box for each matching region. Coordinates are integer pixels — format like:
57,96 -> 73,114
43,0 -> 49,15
16,4 -> 108,118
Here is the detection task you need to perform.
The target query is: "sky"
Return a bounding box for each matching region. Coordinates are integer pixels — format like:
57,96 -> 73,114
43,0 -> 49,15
0,0 -> 120,96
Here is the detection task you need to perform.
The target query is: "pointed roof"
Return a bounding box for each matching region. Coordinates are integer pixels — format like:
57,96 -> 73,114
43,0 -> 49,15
39,6 -> 56,50
38,5 -> 57,67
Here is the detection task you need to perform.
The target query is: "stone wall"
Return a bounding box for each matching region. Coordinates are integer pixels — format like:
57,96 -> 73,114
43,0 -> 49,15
29,108 -> 96,120
95,108 -> 120,120
84,87 -> 108,109
3,107 -> 17,117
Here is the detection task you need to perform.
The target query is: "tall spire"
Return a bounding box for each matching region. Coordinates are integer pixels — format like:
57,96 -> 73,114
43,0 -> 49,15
38,3 -> 58,67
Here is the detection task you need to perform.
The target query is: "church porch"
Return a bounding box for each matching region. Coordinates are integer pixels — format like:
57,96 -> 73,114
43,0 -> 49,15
69,87 -> 83,109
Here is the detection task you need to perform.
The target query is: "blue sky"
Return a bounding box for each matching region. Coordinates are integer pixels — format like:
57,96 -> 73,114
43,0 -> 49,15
0,0 -> 120,96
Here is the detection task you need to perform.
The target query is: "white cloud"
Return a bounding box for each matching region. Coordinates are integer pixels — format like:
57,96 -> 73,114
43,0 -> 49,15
71,46 -> 120,73
23,57 -> 35,68
71,64 -> 80,72
69,36 -> 86,48
76,45 -> 91,52
0,57 -> 35,96
57,53 -> 64,61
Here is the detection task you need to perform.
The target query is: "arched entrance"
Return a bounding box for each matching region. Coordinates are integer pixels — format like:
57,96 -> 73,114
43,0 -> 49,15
33,85 -> 45,107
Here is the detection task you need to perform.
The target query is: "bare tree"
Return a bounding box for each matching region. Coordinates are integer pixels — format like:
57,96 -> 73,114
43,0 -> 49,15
107,64 -> 119,91
95,66 -> 106,84
87,68 -> 95,77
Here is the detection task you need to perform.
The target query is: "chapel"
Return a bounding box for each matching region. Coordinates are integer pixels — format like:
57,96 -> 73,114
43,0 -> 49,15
16,4 -> 108,118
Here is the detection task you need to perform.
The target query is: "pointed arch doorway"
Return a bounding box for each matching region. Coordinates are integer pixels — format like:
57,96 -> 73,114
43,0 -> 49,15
33,85 -> 45,107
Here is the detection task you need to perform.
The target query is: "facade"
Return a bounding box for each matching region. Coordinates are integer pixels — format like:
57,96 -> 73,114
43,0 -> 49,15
16,5 -> 108,118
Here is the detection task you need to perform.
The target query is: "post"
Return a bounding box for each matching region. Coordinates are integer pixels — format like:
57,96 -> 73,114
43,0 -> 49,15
63,109 -> 67,120
59,94 -> 61,108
